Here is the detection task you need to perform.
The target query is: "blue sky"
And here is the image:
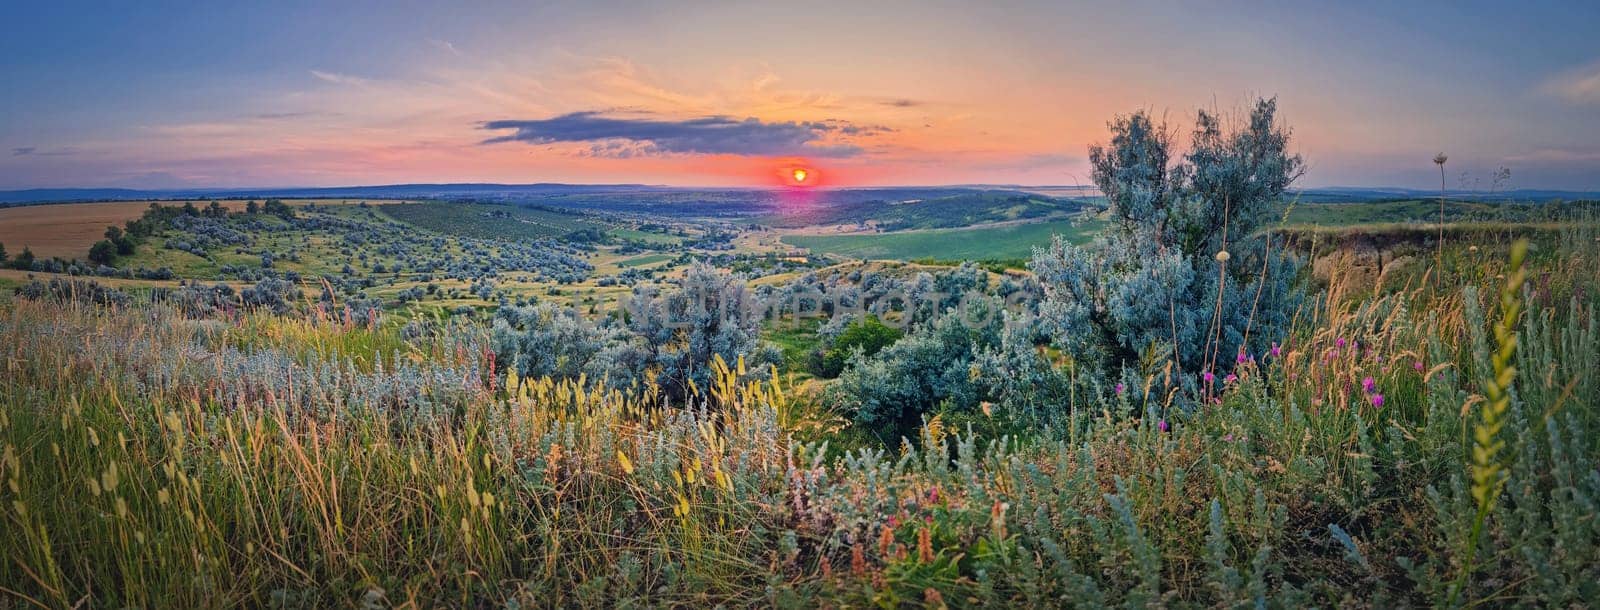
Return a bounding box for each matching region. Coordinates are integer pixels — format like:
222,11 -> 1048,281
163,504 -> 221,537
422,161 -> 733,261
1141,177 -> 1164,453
2,0 -> 1598,189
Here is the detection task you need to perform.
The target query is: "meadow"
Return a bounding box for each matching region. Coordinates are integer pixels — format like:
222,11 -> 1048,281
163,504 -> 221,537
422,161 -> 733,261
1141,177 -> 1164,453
377,201 -> 613,242
2,230 -> 1597,607
781,218 -> 1102,262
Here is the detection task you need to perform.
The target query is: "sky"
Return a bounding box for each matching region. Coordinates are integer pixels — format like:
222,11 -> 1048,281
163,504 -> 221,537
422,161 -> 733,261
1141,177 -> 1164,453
2,0 -> 1598,190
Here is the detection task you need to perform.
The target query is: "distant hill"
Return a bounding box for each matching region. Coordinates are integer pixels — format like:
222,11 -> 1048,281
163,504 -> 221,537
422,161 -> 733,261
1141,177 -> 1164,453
1291,187 -> 1600,203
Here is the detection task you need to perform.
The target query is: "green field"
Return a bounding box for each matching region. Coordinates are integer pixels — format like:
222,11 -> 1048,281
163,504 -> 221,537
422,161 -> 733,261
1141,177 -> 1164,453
379,201 -> 605,241
615,253 -> 675,267
757,191 -> 1083,230
782,218 -> 1102,261
1283,198 -> 1599,227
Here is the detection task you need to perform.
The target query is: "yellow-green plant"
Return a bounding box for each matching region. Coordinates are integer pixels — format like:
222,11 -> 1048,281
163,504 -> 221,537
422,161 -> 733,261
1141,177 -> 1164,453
1450,238 -> 1528,606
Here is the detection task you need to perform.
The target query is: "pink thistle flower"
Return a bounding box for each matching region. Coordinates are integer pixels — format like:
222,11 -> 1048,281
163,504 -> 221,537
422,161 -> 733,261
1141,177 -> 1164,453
1414,360 -> 1425,372
1270,342 -> 1282,358
1336,337 -> 1347,349
1236,352 -> 1248,364
1225,374 -> 1238,384
1362,377 -> 1376,394
1203,370 -> 1215,384
1114,383 -> 1126,395
1370,393 -> 1385,408
1158,419 -> 1169,433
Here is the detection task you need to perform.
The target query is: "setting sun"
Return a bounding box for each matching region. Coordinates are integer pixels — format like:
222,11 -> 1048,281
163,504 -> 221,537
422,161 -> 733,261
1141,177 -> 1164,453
779,164 -> 819,187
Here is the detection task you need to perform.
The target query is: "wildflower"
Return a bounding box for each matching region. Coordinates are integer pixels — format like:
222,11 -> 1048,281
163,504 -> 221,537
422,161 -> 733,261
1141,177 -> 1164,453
1370,393 -> 1385,408
1223,434 -> 1234,442
1362,377 -> 1376,394
1336,337 -> 1347,349
1270,342 -> 1282,358
1236,351 -> 1248,364
1414,360 -> 1425,372
1215,250 -> 1231,262
1225,374 -> 1238,384
1158,419 -> 1169,433
1114,383 -> 1126,395
1202,370 -> 1215,384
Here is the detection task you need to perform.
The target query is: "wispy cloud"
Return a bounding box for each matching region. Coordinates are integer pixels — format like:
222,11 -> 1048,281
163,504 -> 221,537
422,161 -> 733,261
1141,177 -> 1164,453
1541,60 -> 1600,105
254,111 -> 315,120
427,38 -> 462,56
1505,147 -> 1600,163
309,70 -> 371,87
11,146 -> 76,157
480,112 -> 875,157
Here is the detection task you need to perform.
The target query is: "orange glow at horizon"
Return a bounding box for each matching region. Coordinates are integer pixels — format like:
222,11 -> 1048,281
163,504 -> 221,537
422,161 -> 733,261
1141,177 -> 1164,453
778,162 -> 820,187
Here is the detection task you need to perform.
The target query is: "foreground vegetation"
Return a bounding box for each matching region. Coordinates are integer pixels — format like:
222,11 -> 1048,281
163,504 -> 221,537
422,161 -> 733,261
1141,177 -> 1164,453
2,233 -> 1596,607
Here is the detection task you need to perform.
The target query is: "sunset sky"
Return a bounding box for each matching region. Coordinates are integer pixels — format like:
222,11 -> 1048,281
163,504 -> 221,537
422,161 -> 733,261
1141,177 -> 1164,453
3,1 -> 1598,190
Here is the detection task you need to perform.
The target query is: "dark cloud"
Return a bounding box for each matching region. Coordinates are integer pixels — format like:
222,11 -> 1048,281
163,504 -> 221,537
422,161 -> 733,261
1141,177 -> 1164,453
12,146 -> 75,157
480,112 -> 872,157
881,98 -> 922,108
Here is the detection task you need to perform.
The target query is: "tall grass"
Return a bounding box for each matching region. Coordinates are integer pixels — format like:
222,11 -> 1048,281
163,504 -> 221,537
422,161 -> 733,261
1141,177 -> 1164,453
2,231 -> 1598,606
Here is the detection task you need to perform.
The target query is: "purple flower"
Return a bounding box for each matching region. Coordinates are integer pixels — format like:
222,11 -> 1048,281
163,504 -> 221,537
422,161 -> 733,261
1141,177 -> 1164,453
1158,419 -> 1169,432
1414,360 -> 1425,372
1203,370 -> 1215,384
1225,374 -> 1238,384
1222,434 -> 1234,442
1362,376 -> 1376,394
1336,337 -> 1347,349
1370,393 -> 1385,408
1114,383 -> 1126,395
1236,352 -> 1248,364
1270,342 -> 1282,358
